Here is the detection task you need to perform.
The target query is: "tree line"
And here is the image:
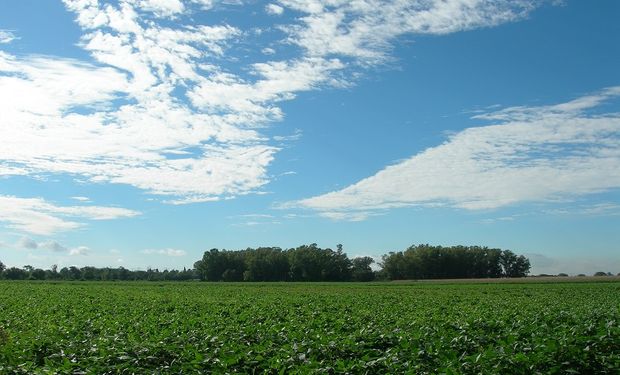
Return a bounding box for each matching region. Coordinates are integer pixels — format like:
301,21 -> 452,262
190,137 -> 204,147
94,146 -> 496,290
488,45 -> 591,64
381,244 -> 530,280
0,262 -> 196,281
193,244 -> 531,281
0,243 -> 532,282
193,244 -> 375,282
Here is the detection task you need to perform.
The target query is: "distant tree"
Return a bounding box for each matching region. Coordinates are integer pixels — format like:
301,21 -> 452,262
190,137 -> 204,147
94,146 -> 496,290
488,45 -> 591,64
380,245 -> 530,280
512,255 -> 531,278
194,248 -> 225,281
577,273 -> 586,277
321,245 -> 352,281
0,260 -> 5,278
221,268 -> 242,281
373,268 -> 389,281
593,271 -> 608,277
243,247 -> 288,281
499,251 -> 530,278
45,264 -> 60,280
81,266 -> 97,281
30,268 -> 46,280
99,267 -> 111,281
4,267 -> 27,280
557,273 -> 569,277
381,251 -> 409,280
351,257 -> 375,282
288,244 -> 322,281
59,267 -> 71,280
69,266 -> 82,280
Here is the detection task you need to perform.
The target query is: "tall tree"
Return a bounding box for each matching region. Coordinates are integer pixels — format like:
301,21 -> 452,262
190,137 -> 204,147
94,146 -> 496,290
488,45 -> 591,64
381,245 -> 530,280
351,256 -> 375,282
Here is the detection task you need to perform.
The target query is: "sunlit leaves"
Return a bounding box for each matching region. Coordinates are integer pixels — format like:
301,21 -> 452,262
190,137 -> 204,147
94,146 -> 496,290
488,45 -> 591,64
0,282 -> 618,373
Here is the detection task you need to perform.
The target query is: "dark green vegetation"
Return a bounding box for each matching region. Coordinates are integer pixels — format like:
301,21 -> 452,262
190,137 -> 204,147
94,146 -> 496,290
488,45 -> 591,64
0,244 -> 531,282
193,244 -> 372,282
0,262 -> 197,282
0,281 -> 618,374
381,245 -> 531,280
193,244 -> 530,281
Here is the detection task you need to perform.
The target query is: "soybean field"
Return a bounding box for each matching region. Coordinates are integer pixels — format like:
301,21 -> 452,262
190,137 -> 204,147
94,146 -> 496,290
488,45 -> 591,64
0,281 -> 619,374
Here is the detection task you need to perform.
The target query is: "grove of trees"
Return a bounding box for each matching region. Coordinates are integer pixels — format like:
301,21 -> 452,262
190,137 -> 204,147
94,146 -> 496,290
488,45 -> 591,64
193,244 -> 373,282
0,243 -> 535,282
0,261 -> 196,281
380,244 -> 531,280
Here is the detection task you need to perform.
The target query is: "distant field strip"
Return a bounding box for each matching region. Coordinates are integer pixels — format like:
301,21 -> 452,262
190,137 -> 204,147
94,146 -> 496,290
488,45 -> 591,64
0,282 -> 619,374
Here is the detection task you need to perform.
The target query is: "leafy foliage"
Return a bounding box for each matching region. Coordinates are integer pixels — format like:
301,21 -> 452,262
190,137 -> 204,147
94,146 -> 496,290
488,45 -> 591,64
382,245 -> 530,279
194,244 -> 356,282
1,243 -> 532,282
0,281 -> 618,373
0,264 -> 197,281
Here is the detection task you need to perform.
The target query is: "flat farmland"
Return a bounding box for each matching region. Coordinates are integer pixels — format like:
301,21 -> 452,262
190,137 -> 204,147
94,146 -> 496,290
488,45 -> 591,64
0,281 -> 618,374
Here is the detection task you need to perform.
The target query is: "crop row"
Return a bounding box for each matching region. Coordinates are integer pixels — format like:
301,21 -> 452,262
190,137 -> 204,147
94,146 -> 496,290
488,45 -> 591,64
0,282 -> 618,374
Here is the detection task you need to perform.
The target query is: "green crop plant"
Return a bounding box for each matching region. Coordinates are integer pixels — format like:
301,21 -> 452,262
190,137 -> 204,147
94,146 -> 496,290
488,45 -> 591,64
0,281 -> 618,374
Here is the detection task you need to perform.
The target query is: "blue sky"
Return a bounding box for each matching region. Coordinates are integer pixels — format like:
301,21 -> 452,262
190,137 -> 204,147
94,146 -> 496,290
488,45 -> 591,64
1,0 -> 619,275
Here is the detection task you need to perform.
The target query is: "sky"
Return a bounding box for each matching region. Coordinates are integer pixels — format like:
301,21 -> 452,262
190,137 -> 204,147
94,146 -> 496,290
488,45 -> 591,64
0,0 -> 619,275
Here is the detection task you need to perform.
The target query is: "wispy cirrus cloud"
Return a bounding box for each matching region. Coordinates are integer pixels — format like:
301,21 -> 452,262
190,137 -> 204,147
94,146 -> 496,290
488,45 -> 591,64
265,3 -> 284,16
0,195 -> 139,235
71,196 -> 92,202
16,236 -> 92,256
0,30 -> 18,44
281,0 -> 536,64
69,246 -> 91,256
291,87 -> 620,218
1,0 -> 544,207
18,236 -> 39,250
142,248 -> 187,256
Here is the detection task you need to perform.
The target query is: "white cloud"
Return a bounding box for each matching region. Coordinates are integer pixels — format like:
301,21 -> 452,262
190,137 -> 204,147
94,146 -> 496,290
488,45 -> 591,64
266,3 -> 284,16
1,0 -> 545,208
281,0 -> 536,64
0,195 -> 139,235
41,240 -> 69,253
544,202 -> 620,217
18,237 -> 39,250
291,88 -> 620,217
71,196 -> 91,202
238,214 -> 275,218
318,211 -> 374,222
231,212 -> 282,226
0,30 -> 18,44
190,0 -> 215,10
2,0 -> 277,204
15,237 -> 79,254
273,129 -> 302,142
142,248 -> 187,256
132,0 -> 185,17
69,246 -> 91,256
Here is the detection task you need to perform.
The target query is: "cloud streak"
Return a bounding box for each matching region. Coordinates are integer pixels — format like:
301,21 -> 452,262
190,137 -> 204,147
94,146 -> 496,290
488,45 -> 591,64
142,248 -> 187,256
0,195 -> 139,235
0,30 -> 18,44
292,87 -> 620,218
0,0 -> 543,206
15,236 -> 93,257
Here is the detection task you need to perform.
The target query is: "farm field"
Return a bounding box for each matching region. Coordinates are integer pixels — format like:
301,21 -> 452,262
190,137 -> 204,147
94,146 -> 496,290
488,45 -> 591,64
0,281 -> 619,374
